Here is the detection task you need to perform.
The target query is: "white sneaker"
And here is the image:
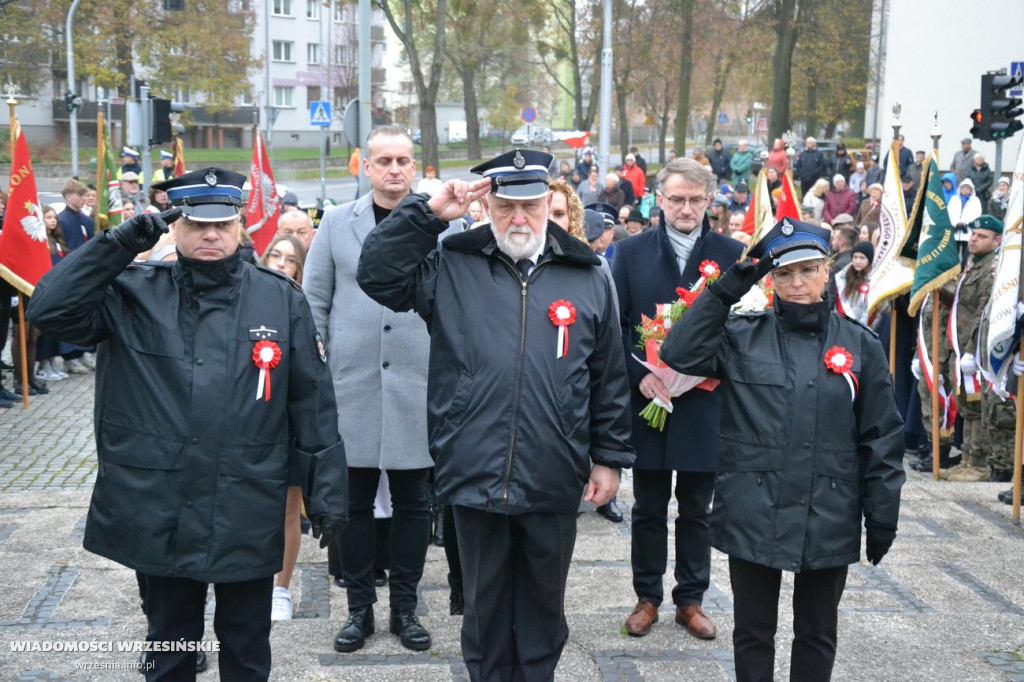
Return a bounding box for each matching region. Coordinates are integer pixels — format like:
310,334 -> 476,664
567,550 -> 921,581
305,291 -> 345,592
65,359 -> 89,374
270,587 -> 292,621
37,362 -> 65,382
80,352 -> 96,370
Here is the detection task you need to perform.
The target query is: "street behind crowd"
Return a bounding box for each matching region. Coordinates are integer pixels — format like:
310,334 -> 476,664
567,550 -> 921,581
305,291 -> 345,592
0,368 -> 1022,681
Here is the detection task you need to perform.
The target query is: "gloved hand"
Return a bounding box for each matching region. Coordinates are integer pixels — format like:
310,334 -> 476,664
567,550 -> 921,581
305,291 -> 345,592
107,207 -> 182,254
709,258 -> 775,305
865,525 -> 896,566
911,357 -> 921,380
959,352 -> 978,375
309,514 -> 347,549
1013,354 -> 1024,377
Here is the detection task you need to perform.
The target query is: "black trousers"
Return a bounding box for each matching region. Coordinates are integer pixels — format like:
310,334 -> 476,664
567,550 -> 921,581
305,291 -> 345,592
728,557 -> 848,682
141,574 -> 273,682
336,467 -> 431,611
630,469 -> 715,606
443,504 -> 463,596
453,506 -> 577,682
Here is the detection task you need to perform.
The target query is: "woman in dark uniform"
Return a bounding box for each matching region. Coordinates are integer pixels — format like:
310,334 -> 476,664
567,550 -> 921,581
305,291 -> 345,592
661,218 -> 905,682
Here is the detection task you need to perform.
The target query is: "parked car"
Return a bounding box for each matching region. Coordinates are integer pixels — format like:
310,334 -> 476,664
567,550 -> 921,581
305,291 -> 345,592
410,129 -> 422,144
510,127 -> 530,145
485,128 -> 509,141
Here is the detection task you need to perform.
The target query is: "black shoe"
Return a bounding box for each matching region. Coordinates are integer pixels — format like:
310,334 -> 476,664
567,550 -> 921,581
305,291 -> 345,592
0,360 -> 13,370
29,381 -> 49,395
333,576 -> 347,588
0,396 -> 12,408
597,499 -> 624,523
990,469 -> 1013,483
910,453 -> 961,472
196,649 -> 207,673
373,569 -> 388,587
333,606 -> 375,652
450,591 -> 464,616
13,384 -> 40,396
0,388 -> 17,401
389,609 -> 431,650
998,488 -> 1014,504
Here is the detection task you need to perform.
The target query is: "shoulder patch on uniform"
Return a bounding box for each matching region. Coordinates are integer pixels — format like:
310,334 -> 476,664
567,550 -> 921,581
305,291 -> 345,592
315,332 -> 328,364
254,263 -> 303,291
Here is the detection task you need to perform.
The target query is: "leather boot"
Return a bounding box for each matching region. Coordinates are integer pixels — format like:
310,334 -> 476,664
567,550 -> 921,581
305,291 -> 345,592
389,608 -> 431,650
333,606 -> 375,652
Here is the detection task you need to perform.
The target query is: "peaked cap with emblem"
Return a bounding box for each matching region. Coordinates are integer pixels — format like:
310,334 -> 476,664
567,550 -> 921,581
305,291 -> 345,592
584,202 -> 618,227
748,217 -> 831,267
470,149 -> 553,200
153,167 -> 247,222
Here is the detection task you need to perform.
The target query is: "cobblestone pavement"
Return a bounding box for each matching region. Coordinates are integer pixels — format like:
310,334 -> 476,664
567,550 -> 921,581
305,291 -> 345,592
1,363 -> 1024,680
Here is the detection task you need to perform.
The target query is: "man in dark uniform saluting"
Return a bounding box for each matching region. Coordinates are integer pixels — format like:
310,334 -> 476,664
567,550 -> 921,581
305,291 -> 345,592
28,168 -> 348,682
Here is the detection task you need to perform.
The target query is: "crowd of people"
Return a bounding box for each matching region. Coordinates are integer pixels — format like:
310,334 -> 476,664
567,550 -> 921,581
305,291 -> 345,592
0,126 -> 1019,682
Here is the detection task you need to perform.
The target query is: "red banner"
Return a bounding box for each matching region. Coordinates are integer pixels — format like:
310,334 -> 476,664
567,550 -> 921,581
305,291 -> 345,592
245,133 -> 280,256
0,127 -> 52,295
173,137 -> 186,177
775,171 -> 802,223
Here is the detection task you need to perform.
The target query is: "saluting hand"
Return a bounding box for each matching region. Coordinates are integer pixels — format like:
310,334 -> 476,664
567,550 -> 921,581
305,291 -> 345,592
427,178 -> 491,222
108,207 -> 182,255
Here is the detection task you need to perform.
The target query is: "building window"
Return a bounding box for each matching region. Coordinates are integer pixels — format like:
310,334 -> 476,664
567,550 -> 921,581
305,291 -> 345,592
306,0 -> 318,19
307,43 -> 321,65
239,88 -> 254,106
273,86 -> 294,108
333,3 -> 348,22
272,40 -> 293,62
333,45 -> 354,66
272,0 -> 292,16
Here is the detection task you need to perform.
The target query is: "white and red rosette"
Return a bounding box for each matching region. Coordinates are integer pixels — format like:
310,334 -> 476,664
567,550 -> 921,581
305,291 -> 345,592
252,340 -> 282,401
824,345 -> 858,402
548,299 -> 577,359
693,260 -> 721,291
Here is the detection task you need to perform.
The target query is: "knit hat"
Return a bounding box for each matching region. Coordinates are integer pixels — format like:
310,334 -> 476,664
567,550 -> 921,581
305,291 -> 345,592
851,241 -> 874,263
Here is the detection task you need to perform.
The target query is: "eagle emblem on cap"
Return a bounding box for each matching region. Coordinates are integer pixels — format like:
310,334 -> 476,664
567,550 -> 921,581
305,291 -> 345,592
513,151 -> 526,169
781,219 -> 794,236
205,170 -> 218,187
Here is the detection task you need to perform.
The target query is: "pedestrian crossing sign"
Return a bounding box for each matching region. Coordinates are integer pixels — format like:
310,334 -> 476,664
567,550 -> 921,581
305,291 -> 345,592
310,101 -> 332,127
1010,62 -> 1024,97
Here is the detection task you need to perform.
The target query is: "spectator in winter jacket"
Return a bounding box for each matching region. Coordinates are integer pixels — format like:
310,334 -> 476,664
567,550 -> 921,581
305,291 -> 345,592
941,172 -> 957,204
832,143 -> 853,182
730,140 -> 754,186
622,154 -> 647,202
600,172 -> 626,209
822,175 -> 858,224
952,138 -> 976,184
989,177 -> 1011,221
849,162 -> 867,196
707,139 -> 732,181
767,138 -> 789,175
967,153 -> 994,205
794,137 -> 828,196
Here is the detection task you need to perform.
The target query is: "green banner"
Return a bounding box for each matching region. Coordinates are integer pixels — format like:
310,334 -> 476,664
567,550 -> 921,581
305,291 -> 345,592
905,156 -> 961,317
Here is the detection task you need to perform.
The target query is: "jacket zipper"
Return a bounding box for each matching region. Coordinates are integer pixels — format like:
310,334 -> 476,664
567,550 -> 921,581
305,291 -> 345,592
501,259 -> 548,501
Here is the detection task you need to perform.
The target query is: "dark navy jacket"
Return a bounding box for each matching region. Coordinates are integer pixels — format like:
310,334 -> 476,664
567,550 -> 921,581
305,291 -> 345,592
610,217 -> 743,471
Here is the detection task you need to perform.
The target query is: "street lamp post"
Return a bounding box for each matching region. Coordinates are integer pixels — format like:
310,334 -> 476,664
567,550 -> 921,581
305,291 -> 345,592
66,0 -> 83,178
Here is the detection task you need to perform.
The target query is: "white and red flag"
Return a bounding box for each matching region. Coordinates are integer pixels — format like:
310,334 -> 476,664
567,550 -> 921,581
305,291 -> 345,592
0,125 -> 51,295
246,132 -> 280,256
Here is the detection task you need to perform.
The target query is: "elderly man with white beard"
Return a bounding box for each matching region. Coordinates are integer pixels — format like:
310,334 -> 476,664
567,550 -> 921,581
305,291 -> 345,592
357,149 -> 634,681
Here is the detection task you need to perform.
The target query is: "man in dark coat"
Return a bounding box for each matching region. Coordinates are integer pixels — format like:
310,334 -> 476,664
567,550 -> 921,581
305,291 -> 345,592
612,158 -> 743,641
707,138 -> 732,182
660,218 -> 904,682
794,137 -> 828,196
28,168 -> 348,682
357,149 -> 634,681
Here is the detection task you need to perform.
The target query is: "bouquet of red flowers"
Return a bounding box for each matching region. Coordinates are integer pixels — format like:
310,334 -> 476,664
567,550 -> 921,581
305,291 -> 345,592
633,260 -> 722,431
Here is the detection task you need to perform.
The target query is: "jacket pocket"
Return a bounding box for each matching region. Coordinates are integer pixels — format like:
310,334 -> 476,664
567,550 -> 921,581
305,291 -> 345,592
734,360 -> 787,386
123,323 -> 184,359
445,370 -> 473,427
556,376 -> 587,440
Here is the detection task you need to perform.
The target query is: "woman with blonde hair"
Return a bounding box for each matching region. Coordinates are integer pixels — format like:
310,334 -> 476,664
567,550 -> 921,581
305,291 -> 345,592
801,177 -> 830,220
548,178 -> 586,241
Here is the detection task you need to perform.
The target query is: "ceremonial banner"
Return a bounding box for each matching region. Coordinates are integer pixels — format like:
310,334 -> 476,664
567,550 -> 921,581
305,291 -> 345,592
902,156 -> 960,317
775,170 -> 801,223
740,167 -> 774,243
867,141 -> 914,318
95,113 -> 123,231
173,136 -> 186,177
0,125 -> 51,295
553,131 -> 590,148
246,132 -> 280,256
984,138 -> 1024,389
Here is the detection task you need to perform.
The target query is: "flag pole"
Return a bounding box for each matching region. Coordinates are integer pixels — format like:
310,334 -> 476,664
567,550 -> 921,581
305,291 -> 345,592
7,92 -> 30,408
889,311 -> 897,376
1014,187 -> 1024,523
930,292 -> 941,479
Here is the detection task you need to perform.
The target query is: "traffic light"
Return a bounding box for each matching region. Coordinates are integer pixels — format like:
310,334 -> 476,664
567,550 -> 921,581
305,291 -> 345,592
975,71 -> 1024,141
64,91 -> 82,113
151,98 -> 185,144
745,109 -> 753,124
970,109 -> 984,139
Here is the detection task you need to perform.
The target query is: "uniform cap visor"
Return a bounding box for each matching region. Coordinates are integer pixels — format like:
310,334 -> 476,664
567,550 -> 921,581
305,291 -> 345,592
181,202 -> 241,222
491,178 -> 550,201
772,246 -> 829,268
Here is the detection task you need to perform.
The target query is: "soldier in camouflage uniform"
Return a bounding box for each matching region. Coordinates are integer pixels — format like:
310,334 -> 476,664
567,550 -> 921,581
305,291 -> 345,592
910,283 -> 959,473
947,216 -> 1002,482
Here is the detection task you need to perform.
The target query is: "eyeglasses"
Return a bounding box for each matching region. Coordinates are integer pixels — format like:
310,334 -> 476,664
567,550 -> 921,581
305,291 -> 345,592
265,250 -> 299,266
772,263 -> 822,286
662,194 -> 708,209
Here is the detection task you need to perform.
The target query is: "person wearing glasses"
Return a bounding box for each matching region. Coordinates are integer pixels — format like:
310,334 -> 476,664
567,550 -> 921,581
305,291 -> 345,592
611,157 -> 743,640
660,218 -> 905,682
